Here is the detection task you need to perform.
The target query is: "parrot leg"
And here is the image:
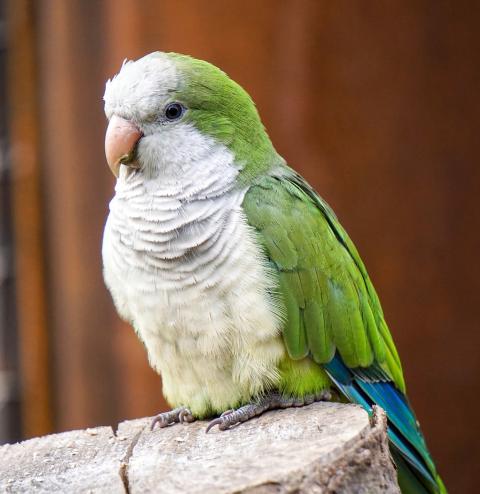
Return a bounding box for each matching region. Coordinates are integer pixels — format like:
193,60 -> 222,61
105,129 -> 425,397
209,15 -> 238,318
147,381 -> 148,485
150,406 -> 195,430
205,390 -> 331,433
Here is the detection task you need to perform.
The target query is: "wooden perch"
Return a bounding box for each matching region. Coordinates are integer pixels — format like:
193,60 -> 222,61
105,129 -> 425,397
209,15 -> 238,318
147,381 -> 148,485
0,402 -> 399,493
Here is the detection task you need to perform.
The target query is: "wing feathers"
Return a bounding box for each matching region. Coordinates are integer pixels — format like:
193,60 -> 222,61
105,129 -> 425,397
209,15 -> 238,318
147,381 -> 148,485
243,171 -> 398,381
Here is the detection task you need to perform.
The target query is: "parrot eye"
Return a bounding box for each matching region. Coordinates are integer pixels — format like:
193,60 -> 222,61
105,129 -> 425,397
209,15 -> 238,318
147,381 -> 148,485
164,102 -> 185,121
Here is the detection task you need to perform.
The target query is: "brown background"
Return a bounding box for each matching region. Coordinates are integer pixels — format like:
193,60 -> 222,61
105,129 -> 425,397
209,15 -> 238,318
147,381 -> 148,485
6,1 -> 480,492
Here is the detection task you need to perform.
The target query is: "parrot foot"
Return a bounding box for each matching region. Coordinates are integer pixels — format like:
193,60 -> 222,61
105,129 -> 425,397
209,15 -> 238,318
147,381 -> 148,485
205,390 -> 331,433
150,406 -> 195,431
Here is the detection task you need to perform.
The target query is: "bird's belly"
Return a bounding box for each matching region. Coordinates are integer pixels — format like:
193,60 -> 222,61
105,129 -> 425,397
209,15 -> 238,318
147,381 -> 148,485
138,288 -> 285,417
103,204 -> 285,417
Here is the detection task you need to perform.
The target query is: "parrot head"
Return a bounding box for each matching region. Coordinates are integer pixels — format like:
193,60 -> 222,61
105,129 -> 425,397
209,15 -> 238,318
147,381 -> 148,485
103,52 -> 280,181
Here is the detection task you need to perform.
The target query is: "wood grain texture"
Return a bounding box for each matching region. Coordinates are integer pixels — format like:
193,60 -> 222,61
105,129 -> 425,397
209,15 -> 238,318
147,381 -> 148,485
0,403 -> 399,494
0,425 -> 128,492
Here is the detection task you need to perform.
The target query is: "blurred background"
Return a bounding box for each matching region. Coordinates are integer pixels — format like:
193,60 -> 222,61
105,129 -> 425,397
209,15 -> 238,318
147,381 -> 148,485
1,0 -> 479,491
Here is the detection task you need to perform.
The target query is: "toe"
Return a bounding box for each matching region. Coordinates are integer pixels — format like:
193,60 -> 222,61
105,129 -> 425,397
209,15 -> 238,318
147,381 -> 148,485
205,417 -> 226,433
150,415 -> 167,431
179,408 -> 194,424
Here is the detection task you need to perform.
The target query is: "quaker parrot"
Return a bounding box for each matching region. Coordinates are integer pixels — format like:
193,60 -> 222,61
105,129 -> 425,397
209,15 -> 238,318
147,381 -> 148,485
102,52 -> 446,493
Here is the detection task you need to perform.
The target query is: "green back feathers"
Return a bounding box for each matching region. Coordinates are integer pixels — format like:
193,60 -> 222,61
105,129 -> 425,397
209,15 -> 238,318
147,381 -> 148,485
170,53 -> 281,183
243,169 -> 406,393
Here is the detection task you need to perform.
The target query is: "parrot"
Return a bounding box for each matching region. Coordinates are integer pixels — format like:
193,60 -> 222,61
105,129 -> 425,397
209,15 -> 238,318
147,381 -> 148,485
102,52 -> 446,494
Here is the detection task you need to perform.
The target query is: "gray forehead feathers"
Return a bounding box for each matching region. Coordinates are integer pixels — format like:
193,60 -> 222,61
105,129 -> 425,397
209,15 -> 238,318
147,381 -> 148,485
103,52 -> 180,122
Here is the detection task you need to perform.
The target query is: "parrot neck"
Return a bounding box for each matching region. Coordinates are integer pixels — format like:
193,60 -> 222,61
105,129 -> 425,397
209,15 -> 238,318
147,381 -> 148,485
104,135 -> 248,293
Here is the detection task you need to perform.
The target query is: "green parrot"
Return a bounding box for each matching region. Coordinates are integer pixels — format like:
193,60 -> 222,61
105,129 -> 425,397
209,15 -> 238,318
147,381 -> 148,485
102,52 -> 446,493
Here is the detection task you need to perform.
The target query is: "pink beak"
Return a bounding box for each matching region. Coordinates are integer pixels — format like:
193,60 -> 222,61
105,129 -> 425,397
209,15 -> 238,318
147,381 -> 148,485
105,115 -> 143,177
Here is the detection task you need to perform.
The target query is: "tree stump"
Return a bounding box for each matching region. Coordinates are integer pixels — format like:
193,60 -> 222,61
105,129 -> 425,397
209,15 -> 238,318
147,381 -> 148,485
0,402 -> 399,493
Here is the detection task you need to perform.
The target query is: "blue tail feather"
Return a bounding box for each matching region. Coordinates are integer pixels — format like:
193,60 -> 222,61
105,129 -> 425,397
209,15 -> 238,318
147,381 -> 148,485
324,353 -> 442,494
388,426 -> 435,486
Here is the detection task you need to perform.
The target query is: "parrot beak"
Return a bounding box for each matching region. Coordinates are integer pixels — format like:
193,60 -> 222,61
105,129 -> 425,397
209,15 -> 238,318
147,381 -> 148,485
105,115 -> 143,177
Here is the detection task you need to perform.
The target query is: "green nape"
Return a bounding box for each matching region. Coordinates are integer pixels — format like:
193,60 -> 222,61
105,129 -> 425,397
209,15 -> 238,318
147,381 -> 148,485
168,52 -> 282,184
278,356 -> 332,397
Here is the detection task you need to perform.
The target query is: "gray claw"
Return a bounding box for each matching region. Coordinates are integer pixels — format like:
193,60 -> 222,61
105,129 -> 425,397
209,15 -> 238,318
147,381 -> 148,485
150,414 -> 169,431
205,417 -> 226,433
151,406 -> 195,431
179,408 -> 194,424
205,409 -> 236,432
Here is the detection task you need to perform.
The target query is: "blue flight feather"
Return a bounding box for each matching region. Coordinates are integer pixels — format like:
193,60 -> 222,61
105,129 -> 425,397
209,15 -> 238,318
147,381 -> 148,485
324,353 -> 441,493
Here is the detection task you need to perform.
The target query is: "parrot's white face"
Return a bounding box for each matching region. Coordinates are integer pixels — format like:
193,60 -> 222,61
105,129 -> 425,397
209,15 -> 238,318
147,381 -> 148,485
104,53 -> 229,182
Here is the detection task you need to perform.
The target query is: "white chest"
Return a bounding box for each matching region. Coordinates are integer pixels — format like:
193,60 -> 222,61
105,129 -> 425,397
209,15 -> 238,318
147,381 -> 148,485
102,168 -> 285,416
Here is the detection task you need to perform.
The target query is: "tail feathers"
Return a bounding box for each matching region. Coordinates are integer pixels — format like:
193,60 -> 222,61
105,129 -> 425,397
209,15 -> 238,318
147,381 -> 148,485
388,427 -> 437,491
324,354 -> 446,494
393,448 -> 433,494
392,448 -> 447,494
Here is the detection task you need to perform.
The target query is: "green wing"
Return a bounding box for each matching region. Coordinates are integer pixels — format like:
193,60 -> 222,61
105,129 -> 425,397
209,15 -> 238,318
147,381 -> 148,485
242,170 -> 405,392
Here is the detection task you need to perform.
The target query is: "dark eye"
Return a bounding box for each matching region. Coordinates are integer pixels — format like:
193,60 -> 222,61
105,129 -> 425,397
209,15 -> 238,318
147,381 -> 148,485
164,102 -> 184,121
